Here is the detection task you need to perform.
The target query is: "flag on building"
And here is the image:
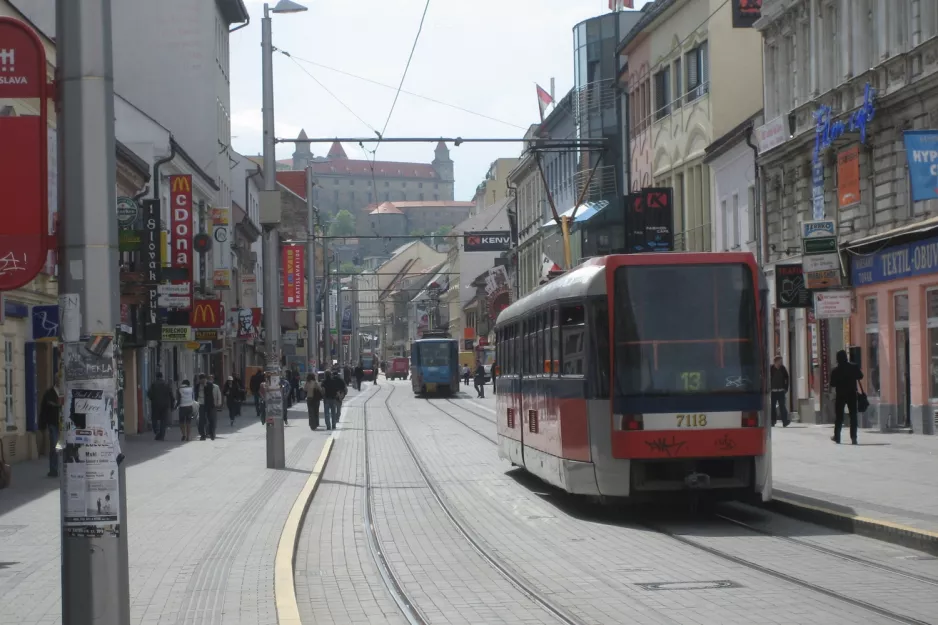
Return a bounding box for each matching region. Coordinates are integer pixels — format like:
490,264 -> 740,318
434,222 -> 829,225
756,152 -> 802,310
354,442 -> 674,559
609,0 -> 634,10
540,253 -> 562,282
536,84 -> 553,123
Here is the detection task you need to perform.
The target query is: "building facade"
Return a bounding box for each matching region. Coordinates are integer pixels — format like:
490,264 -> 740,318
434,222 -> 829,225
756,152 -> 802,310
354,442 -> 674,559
471,158 -> 520,213
756,0 -> 938,434
621,0 -> 763,251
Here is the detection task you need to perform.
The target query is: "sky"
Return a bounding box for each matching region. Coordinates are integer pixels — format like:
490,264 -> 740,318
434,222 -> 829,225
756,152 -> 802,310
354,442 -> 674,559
231,0 -> 652,200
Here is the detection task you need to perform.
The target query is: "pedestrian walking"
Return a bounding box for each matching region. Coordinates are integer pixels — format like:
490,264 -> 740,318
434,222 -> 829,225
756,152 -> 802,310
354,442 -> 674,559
280,375 -> 291,425
176,379 -> 196,441
829,350 -> 864,445
770,356 -> 791,427
250,369 -> 264,419
474,361 -> 486,398
223,375 -> 243,426
354,363 -> 364,391
148,372 -> 174,441
304,373 -> 322,430
491,359 -> 498,395
321,370 -> 347,430
196,374 -> 222,440
38,383 -> 62,477
462,364 -> 471,386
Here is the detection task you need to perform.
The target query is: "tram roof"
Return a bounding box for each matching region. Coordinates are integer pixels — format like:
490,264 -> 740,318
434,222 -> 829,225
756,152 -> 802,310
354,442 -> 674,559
496,258 -> 606,326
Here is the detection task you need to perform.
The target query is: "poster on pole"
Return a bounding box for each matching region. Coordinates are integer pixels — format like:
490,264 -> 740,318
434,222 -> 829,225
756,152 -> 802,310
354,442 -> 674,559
282,245 -> 305,308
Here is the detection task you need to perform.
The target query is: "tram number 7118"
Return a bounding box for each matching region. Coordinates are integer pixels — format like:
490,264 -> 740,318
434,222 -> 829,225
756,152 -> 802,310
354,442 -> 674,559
676,414 -> 708,427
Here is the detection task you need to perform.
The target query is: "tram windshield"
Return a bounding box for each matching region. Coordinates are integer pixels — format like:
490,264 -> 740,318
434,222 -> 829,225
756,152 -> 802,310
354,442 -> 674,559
613,263 -> 761,395
417,342 -> 452,367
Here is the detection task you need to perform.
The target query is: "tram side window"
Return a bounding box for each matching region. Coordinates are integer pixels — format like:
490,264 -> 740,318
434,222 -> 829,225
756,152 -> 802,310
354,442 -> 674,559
543,310 -> 553,376
561,305 -> 586,376
529,318 -> 539,375
590,299 -> 610,398
536,313 -> 545,376
551,308 -> 561,376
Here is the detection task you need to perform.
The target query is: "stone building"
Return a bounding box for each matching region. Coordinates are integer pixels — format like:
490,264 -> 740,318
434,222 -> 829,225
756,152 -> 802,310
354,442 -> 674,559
756,0 -> 938,434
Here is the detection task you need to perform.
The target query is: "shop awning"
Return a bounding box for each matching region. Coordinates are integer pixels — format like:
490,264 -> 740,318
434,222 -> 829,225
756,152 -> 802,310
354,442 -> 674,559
844,215 -> 938,249
541,200 -> 610,229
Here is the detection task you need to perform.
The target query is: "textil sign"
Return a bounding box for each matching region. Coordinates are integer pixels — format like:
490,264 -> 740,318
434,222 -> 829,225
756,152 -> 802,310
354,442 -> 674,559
850,234 -> 938,287
903,130 -> 938,202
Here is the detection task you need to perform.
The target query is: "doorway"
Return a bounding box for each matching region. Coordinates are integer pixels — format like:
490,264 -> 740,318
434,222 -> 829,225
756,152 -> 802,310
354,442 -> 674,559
894,293 -> 912,429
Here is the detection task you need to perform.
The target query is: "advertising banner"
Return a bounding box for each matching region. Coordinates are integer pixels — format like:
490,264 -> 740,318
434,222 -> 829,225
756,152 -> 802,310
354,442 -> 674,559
625,188 -> 674,253
464,231 -> 512,252
282,245 -> 305,308
814,290 -> 853,319
837,146 -> 860,208
169,175 -> 193,308
903,130 -> 938,202
211,207 -> 231,289
850,233 -> 938,287
775,264 -> 812,309
0,17 -> 50,291
190,299 -> 223,329
142,200 -> 162,338
240,274 -> 257,308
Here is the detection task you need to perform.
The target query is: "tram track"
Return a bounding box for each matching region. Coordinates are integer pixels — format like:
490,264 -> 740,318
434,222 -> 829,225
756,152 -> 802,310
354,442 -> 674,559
366,383 -> 589,625
418,391 -> 938,624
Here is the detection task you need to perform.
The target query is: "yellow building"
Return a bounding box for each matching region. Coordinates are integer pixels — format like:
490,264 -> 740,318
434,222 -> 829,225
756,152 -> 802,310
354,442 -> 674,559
622,0 -> 762,251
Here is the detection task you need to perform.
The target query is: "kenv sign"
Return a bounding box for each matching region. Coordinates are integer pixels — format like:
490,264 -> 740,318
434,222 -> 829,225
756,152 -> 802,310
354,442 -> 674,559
464,231 -> 512,252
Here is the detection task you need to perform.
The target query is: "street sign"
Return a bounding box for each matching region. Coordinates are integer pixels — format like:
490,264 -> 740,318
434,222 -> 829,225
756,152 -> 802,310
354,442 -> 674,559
157,295 -> 190,308
0,18 -> 50,291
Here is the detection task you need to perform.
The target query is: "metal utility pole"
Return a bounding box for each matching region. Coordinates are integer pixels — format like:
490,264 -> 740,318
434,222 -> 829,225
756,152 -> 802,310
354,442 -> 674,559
336,279 -> 345,369
305,166 -> 317,371
261,1 -> 285,468
323,245 -> 332,367
57,0 -> 130,622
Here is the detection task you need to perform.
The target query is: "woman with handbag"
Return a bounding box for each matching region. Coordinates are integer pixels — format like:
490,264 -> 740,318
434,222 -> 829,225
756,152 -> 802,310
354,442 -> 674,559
304,373 -> 323,430
829,350 -> 865,445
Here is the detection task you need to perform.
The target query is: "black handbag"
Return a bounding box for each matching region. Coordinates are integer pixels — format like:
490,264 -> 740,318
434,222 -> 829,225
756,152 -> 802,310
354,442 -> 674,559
857,381 -> 870,413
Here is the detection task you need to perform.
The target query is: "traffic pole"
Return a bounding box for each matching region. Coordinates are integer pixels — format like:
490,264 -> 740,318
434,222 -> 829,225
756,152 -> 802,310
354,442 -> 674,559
56,0 -> 131,623
261,3 -> 285,468
305,166 -> 317,372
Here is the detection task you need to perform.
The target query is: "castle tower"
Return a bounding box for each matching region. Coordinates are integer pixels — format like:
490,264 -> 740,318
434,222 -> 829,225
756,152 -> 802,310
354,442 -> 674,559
432,140 -> 454,183
327,140 -> 348,160
292,129 -> 312,169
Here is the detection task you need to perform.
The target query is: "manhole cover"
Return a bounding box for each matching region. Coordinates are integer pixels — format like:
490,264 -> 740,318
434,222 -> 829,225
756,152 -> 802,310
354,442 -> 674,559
636,580 -> 741,591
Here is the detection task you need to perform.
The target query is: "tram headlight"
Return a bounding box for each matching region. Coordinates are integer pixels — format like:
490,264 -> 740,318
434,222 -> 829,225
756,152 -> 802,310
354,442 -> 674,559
616,413 -> 644,430
741,412 -> 759,427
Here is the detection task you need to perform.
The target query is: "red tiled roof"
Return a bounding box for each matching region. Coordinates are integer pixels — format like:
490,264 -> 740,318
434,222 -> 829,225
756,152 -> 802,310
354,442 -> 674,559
277,171 -> 309,199
308,158 -> 438,179
369,202 -> 404,215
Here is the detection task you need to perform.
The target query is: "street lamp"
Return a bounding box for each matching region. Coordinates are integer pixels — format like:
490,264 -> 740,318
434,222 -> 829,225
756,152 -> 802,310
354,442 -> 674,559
261,0 -> 306,469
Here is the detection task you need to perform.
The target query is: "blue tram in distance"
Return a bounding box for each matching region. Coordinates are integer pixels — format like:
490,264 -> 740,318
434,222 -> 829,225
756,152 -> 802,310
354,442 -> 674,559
410,335 -> 459,396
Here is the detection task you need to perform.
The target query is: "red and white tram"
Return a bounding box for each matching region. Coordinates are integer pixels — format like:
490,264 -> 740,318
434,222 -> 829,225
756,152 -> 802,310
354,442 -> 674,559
494,253 -> 771,503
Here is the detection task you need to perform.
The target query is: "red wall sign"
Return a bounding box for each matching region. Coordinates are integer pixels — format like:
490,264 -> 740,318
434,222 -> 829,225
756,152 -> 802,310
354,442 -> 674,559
0,18 -> 49,291
282,245 -> 304,308
190,299 -> 223,329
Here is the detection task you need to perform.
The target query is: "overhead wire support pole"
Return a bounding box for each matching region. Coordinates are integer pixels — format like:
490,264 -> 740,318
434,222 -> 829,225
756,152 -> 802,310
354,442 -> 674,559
305,166 -> 317,371
277,136 -> 609,147
56,0 -> 131,622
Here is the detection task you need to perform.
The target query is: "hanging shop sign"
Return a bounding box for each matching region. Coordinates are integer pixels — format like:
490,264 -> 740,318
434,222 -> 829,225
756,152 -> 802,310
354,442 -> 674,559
142,200 -> 161,338
0,18 -> 50,291
282,244 -> 305,308
240,274 -> 257,308
160,325 -> 191,342
802,220 -> 841,289
755,115 -> 787,153
211,207 -> 231,290
903,130 -> 938,202
837,146 -> 860,208
169,175 -> 193,308
464,231 -> 512,252
775,264 -> 812,309
850,234 -> 938,287
116,197 -> 138,228
190,299 -> 222,329
814,290 -> 853,319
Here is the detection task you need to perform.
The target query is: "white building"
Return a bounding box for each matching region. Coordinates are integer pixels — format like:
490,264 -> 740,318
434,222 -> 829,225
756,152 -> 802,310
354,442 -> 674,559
231,151 -> 264,306
704,112 -> 762,255
756,0 -> 938,434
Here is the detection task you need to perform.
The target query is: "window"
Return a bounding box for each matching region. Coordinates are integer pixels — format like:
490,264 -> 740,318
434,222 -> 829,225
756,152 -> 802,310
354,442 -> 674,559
685,41 -> 709,103
721,199 -> 729,251
333,178 -> 339,185
654,67 -> 671,119
419,193 -> 424,201
927,290 -> 938,399
551,308 -> 561,375
865,297 -> 881,396
732,193 -> 740,249
560,305 -> 586,375
590,299 -> 609,398
3,338 -> 13,427
434,194 -> 439,201
384,181 -> 389,187
747,186 -> 757,243
673,58 -> 682,104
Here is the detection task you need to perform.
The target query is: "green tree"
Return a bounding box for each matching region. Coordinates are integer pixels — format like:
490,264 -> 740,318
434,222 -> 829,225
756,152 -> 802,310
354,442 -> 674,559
432,225 -> 453,237
339,261 -> 362,275
328,209 -> 357,237
409,229 -> 426,239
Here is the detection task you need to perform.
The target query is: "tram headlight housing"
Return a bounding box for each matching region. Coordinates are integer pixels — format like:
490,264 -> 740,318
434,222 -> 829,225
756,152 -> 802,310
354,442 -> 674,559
617,413 -> 644,430
741,412 -> 760,427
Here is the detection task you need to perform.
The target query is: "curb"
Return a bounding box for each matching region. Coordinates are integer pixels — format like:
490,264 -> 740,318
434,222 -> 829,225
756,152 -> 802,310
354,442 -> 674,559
275,436 -> 336,625
769,490 -> 938,557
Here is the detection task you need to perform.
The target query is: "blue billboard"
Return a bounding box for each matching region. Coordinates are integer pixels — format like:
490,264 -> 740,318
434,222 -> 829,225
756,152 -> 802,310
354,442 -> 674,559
904,130 -> 938,202
851,234 -> 938,287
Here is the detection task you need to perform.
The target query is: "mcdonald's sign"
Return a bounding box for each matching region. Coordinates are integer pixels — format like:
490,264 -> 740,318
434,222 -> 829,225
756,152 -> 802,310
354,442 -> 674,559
169,175 -> 193,270
190,299 -> 222,328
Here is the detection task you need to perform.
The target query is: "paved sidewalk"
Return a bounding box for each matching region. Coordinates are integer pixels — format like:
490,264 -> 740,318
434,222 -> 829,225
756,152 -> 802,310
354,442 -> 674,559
771,424 -> 938,537
0,410 -> 330,625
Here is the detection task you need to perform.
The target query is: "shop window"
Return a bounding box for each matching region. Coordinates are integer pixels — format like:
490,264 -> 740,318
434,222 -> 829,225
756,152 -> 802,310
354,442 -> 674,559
865,297 -> 881,396
3,338 -> 13,427
895,292 -> 910,323
927,290 -> 938,399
